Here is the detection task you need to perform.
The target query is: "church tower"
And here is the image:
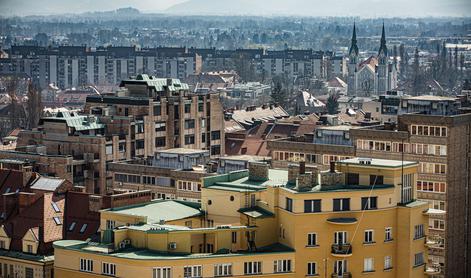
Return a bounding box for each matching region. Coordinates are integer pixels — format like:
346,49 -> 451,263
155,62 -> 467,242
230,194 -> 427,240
377,23 -> 389,94
347,23 -> 359,95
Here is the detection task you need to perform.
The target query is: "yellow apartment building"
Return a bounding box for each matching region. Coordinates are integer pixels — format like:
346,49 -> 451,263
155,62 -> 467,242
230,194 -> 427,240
53,158 -> 433,278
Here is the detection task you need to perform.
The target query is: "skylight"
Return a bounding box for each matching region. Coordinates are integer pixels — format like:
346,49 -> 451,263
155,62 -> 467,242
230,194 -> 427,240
53,217 -> 62,225
80,224 -> 88,234
68,222 -> 76,231
51,202 -> 60,213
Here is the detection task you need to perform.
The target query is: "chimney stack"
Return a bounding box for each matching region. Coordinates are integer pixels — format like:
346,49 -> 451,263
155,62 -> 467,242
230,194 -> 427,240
248,162 -> 269,182
300,161 -> 306,174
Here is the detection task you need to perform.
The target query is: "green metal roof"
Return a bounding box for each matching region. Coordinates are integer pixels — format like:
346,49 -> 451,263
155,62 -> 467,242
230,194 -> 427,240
0,249 -> 54,263
204,169 -> 288,192
43,112 -> 105,131
104,200 -> 202,223
122,74 -> 189,92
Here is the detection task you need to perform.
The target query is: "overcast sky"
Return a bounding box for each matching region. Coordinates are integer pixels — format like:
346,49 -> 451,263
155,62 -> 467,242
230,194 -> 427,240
0,0 -> 470,17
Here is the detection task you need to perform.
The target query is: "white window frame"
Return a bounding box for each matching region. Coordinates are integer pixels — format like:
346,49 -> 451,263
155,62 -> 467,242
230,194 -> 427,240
363,258 -> 374,272
384,256 -> 392,270
102,262 -> 116,276
153,267 -> 171,278
385,227 -> 392,242
364,230 -> 374,244
307,262 -> 317,276
307,233 -> 318,246
274,259 -> 292,273
244,261 -> 262,275
80,258 -> 93,272
183,265 -> 202,278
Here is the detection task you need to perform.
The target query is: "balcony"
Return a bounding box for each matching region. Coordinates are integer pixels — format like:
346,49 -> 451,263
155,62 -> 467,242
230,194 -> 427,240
331,244 -> 352,257
424,264 -> 441,275
331,272 -> 352,278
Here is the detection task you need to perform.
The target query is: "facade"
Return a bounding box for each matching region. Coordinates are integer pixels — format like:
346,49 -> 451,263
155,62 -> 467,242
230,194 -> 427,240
53,158 -> 430,277
0,75 -> 225,195
351,111 -> 471,277
0,46 -> 201,89
109,148 -> 215,202
347,24 -> 398,96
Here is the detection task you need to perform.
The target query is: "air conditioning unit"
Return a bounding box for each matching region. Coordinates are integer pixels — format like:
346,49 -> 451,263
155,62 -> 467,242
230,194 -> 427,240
168,242 -> 177,250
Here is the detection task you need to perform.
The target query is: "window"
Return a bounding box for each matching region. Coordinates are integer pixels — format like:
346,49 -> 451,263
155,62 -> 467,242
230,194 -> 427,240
198,102 -> 204,112
80,223 -> 88,234
307,233 -> 317,246
285,197 -> 293,212
274,260 -> 291,273
211,145 -> 221,155
184,265 -> 202,278
214,263 -> 232,277
346,173 -> 359,185
364,258 -> 374,272
118,143 -> 125,153
211,131 -> 221,140
155,122 -> 166,132
231,232 -> 237,244
53,216 -> 62,225
334,231 -> 348,245
201,133 -> 206,143
401,173 -> 413,204
307,262 -> 317,276
304,199 -> 321,213
25,267 -> 34,278
385,227 -> 392,241
153,105 -> 161,116
27,244 -> 33,253
364,230 -> 374,243
153,267 -> 171,278
136,140 -> 144,150
51,202 -> 61,212
429,219 -> 445,230
244,262 -> 262,275
0,240 -> 5,249
414,253 -> 424,266
384,256 -> 392,270
361,197 -> 378,210
185,119 -> 195,129
106,220 -> 116,230
155,137 -> 166,147
417,181 -> 446,193
333,198 -> 350,211
369,175 -> 384,185
185,135 -> 195,145
68,222 -> 76,232
80,259 -> 93,272
102,262 -> 116,276
414,224 -> 424,239
184,103 -> 191,113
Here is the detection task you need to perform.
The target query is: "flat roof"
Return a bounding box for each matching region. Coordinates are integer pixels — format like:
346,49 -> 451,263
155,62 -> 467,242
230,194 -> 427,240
103,200 -> 202,223
53,241 -> 294,260
205,169 -> 288,192
157,148 -> 209,155
220,155 -> 270,162
403,95 -> 458,101
338,158 -> 418,168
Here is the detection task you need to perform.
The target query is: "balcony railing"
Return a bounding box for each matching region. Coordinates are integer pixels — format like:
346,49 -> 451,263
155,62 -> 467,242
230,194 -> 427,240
331,272 -> 352,278
331,244 -> 352,256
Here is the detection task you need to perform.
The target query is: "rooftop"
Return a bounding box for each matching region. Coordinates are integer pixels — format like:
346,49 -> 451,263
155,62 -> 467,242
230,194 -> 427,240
403,95 -> 458,102
120,74 -> 189,92
53,240 -> 293,260
157,148 -> 209,155
338,158 -> 418,168
30,176 -> 65,191
103,200 -> 202,223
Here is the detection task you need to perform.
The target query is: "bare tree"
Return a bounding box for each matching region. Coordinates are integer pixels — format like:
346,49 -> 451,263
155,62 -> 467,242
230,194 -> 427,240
26,80 -> 42,129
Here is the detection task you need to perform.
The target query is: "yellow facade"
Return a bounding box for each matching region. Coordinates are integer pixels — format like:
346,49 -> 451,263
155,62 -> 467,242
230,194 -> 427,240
54,158 -> 431,278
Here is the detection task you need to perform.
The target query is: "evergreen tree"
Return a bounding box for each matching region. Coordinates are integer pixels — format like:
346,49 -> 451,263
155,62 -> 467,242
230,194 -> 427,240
326,94 -> 339,115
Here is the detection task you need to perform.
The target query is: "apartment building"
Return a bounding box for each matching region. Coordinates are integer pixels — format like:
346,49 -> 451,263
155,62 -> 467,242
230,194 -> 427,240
108,148 -> 215,202
53,158 -> 430,277
350,109 -> 471,277
0,75 -> 224,194
0,45 -> 201,89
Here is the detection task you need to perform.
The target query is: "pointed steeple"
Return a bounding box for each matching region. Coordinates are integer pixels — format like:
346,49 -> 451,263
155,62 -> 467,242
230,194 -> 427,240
378,22 -> 388,56
349,22 -> 359,56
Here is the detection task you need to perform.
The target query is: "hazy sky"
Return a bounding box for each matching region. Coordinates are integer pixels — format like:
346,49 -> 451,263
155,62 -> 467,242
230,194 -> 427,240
0,0 -> 470,17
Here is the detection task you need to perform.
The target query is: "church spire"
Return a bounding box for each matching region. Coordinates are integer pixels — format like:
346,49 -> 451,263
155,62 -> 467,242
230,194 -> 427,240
349,22 -> 359,56
378,22 -> 388,56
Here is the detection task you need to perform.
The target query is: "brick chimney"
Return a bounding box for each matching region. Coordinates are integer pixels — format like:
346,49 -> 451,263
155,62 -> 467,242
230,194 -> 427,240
18,192 -> 38,213
248,162 -> 269,182
288,164 -> 300,185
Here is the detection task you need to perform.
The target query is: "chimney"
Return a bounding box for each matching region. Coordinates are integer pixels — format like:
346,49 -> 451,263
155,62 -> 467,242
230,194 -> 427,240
22,166 -> 33,187
248,162 -> 269,182
288,164 -> 300,185
18,192 -> 38,213
330,161 -> 336,173
299,161 -> 306,174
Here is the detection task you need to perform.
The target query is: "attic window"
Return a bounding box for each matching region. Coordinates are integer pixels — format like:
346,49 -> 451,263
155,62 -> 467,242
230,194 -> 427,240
68,222 -> 76,232
80,224 -> 88,234
53,217 -> 62,225
51,202 -> 60,213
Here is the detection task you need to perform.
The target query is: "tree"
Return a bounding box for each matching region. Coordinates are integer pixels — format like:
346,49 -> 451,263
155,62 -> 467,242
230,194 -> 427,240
26,80 -> 42,129
326,94 -> 339,115
271,76 -> 288,106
